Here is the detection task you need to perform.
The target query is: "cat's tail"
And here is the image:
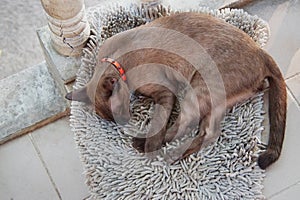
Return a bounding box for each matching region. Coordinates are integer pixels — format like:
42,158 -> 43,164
258,50 -> 287,169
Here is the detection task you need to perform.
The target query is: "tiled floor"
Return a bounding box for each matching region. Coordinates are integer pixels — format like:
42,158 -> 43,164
244,1 -> 300,199
0,117 -> 90,200
0,0 -> 300,200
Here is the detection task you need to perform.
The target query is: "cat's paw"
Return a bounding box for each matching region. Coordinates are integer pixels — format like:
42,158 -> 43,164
144,138 -> 163,153
132,135 -> 164,154
132,137 -> 146,153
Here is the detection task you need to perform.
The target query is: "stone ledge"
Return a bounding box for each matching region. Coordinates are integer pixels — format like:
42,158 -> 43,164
37,26 -> 81,85
0,62 -> 69,144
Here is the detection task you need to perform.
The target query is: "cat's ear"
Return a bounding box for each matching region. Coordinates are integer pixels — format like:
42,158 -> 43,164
103,77 -> 118,92
65,87 -> 90,103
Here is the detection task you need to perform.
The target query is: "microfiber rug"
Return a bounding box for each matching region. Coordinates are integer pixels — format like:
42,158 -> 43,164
70,3 -> 270,200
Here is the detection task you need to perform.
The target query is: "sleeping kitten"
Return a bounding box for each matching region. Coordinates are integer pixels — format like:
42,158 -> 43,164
66,12 -> 286,169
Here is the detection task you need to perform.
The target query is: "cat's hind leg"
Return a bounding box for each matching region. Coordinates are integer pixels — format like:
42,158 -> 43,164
165,89 -> 256,163
164,105 -> 225,163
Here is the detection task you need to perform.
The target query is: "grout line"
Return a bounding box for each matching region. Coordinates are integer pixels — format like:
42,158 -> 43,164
285,72 -> 300,81
29,134 -> 63,200
269,180 -> 300,199
287,85 -> 300,109
82,195 -> 91,200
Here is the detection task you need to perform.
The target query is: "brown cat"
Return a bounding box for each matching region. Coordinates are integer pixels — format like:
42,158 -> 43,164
66,12 -> 286,169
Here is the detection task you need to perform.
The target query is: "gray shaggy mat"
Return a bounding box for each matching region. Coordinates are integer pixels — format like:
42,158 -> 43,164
70,3 -> 270,200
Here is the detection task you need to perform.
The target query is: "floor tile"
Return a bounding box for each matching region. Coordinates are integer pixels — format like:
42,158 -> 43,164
30,117 -> 89,200
244,0 -> 300,78
270,182 -> 300,200
263,93 -> 300,198
266,1 -> 300,78
285,49 -> 300,79
0,135 -> 59,200
286,74 -> 300,107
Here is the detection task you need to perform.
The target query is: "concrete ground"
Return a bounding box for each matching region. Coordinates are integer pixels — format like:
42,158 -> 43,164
0,0 -> 101,80
1,0 -> 300,199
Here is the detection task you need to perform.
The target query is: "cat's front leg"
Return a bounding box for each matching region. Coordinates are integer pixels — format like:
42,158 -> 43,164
132,87 -> 176,154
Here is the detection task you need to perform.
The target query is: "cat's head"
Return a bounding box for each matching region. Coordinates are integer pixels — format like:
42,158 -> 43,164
66,66 -> 131,125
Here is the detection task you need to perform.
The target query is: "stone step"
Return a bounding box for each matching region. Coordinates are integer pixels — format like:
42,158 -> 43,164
37,26 -> 81,85
0,62 -> 69,144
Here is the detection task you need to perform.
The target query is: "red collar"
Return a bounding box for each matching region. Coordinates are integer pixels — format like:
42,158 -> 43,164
101,58 -> 127,81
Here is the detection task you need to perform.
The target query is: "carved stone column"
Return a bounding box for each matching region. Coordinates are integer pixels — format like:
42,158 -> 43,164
41,0 -> 90,56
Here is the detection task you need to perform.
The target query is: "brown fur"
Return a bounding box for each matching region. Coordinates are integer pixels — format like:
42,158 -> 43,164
66,12 -> 286,169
